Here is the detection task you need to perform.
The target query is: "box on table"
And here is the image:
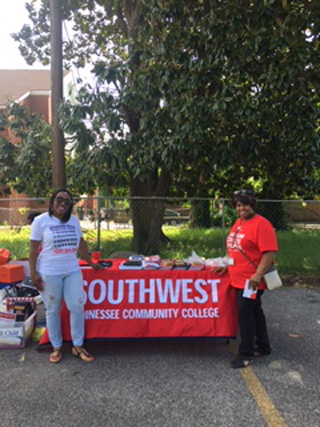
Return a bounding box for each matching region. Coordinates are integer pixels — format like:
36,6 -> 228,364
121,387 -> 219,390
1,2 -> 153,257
0,264 -> 24,285
9,260 -> 31,278
0,311 -> 36,349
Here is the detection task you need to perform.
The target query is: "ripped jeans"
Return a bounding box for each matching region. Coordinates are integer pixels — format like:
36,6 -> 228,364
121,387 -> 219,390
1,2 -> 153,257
41,270 -> 85,349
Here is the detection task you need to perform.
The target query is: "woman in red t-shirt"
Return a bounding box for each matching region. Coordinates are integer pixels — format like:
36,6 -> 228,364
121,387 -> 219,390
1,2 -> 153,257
218,190 -> 278,369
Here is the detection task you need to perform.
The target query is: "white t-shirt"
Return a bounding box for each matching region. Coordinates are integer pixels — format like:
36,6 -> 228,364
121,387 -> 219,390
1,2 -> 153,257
30,213 -> 83,275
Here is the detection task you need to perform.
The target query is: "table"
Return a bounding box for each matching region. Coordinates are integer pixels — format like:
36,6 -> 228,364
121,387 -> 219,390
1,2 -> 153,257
39,260 -> 237,346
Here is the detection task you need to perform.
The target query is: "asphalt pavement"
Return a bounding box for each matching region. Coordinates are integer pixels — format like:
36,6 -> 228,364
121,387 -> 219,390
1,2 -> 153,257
0,286 -> 319,427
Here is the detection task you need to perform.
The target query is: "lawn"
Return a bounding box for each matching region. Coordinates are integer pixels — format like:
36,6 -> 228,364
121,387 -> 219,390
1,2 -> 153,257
0,226 -> 319,276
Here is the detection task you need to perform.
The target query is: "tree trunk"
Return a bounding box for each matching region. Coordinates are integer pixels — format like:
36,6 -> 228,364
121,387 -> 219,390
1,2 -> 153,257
130,177 -> 150,254
117,3 -> 171,254
50,0 -> 66,189
191,199 -> 211,228
130,169 -> 171,254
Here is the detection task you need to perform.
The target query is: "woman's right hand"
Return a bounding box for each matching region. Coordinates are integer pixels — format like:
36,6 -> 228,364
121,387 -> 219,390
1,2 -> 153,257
212,266 -> 228,276
31,273 -> 44,292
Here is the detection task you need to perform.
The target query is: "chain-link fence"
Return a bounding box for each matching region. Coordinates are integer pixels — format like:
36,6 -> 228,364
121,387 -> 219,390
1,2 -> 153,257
1,196 -> 320,256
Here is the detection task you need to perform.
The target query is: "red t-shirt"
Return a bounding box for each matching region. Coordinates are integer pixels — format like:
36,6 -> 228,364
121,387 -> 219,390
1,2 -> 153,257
226,214 -> 278,290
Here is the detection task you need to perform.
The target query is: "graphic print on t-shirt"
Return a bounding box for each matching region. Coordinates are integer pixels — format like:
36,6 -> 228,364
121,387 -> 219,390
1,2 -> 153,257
50,224 -> 79,254
227,226 -> 245,251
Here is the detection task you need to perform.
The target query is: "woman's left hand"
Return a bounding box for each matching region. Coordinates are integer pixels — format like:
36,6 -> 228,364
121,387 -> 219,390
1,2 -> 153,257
248,273 -> 262,290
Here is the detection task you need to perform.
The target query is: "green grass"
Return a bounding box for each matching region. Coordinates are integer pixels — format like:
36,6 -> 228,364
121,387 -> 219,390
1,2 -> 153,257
0,227 -> 31,260
0,226 -> 319,276
276,229 -> 320,275
154,227 -> 225,260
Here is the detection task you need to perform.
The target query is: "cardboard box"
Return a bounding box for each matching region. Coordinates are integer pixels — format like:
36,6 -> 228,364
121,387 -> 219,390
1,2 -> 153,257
9,260 -> 31,277
0,311 -> 36,349
0,264 -> 24,284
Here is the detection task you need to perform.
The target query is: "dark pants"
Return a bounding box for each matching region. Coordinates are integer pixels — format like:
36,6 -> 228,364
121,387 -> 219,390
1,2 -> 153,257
237,289 -> 271,357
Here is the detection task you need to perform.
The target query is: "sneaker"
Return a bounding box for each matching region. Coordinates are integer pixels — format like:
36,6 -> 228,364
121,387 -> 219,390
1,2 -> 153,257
231,354 -> 253,369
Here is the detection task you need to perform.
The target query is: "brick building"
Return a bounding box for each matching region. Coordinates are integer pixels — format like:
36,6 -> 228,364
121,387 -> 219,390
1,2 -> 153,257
0,70 -> 51,224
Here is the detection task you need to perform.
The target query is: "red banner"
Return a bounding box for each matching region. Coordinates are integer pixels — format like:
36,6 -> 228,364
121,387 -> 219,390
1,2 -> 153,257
39,263 -> 237,346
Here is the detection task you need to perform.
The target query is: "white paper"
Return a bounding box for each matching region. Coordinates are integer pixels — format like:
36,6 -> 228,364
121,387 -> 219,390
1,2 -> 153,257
242,280 -> 258,299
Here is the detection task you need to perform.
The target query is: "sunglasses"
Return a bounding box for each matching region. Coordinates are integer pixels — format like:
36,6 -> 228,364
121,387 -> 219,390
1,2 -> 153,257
234,189 -> 255,197
55,196 -> 72,206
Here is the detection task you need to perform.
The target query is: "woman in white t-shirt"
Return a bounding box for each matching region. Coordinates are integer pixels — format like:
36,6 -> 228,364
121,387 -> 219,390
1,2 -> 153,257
29,189 -> 101,363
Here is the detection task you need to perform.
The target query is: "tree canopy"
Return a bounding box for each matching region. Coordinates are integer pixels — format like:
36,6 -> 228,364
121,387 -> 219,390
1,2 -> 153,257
4,0 -> 320,250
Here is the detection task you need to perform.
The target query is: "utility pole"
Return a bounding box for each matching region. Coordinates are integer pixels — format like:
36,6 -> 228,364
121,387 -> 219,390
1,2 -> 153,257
50,0 -> 66,189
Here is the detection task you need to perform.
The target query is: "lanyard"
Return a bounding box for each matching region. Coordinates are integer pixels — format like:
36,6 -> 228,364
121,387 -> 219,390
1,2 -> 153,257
230,222 -> 258,268
230,223 -> 244,249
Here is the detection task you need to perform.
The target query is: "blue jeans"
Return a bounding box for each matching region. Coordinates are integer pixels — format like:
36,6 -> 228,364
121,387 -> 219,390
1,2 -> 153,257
41,270 -> 85,348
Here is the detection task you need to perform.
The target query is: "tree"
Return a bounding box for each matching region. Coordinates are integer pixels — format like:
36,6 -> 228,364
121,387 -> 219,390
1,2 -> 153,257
12,0 -> 320,250
149,0 -> 320,200
14,0 -> 183,252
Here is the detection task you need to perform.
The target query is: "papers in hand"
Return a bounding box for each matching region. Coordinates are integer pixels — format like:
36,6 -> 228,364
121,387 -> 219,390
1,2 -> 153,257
242,280 -> 257,300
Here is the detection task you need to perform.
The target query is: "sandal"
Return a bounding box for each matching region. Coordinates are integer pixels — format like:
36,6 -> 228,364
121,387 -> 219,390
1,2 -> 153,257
71,346 -> 95,363
49,348 -> 63,364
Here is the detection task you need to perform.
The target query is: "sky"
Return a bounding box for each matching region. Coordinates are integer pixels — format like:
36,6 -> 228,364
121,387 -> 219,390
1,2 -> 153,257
0,0 -> 95,91
0,0 -> 48,69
